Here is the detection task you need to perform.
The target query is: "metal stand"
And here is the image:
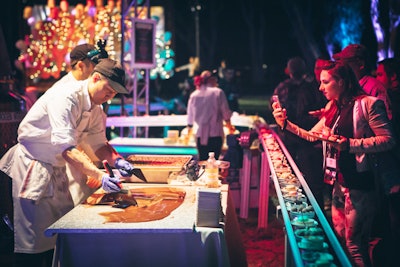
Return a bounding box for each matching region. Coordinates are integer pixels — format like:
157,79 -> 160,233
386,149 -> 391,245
121,0 -> 152,137
239,149 -> 252,219
257,151 -> 270,229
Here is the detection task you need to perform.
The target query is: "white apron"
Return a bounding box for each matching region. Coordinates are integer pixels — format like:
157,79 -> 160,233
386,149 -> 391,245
0,144 -> 75,253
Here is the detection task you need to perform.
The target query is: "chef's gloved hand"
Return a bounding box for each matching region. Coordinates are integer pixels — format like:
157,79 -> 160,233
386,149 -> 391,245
101,174 -> 121,193
114,158 -> 134,177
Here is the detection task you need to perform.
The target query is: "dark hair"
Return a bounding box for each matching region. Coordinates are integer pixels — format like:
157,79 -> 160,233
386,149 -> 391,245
321,62 -> 366,126
377,58 -> 400,79
287,57 -> 306,79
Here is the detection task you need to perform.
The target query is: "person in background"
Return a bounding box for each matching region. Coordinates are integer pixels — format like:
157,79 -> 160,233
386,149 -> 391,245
219,67 -> 240,112
187,70 -> 235,160
376,58 -> 400,138
314,58 -> 334,84
176,56 -> 201,107
0,59 -> 135,267
374,57 -> 400,265
57,41 -> 108,84
175,56 -> 200,79
271,56 -> 327,208
333,44 -> 391,119
272,61 -> 396,267
218,59 -> 227,79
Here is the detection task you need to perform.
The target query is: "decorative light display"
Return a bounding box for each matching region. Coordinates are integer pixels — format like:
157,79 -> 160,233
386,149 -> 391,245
150,28 -> 175,80
18,2 -> 174,82
325,0 -> 363,55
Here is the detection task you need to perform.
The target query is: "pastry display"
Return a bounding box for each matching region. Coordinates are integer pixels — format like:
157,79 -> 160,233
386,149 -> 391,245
294,227 -> 324,241
262,132 -> 338,266
291,216 -> 318,228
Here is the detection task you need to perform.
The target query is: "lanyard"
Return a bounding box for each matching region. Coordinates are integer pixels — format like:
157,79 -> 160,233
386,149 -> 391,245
323,114 -> 341,184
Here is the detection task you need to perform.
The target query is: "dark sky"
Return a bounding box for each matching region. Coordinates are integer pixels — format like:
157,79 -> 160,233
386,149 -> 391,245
1,1 -> 297,73
0,0 -> 381,91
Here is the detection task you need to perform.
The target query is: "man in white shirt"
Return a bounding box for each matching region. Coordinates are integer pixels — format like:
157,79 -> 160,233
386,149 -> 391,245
0,58 -> 134,267
187,70 -> 234,160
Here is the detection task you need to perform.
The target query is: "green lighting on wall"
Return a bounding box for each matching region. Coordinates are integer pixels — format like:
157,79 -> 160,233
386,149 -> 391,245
113,146 -> 198,156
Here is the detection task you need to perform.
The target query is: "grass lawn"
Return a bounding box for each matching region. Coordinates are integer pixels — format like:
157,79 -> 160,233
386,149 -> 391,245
238,94 -> 274,123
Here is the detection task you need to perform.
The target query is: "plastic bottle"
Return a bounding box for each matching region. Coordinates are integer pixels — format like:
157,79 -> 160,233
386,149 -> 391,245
205,152 -> 219,188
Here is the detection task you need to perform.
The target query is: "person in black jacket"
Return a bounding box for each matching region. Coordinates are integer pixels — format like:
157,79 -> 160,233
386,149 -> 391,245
271,56 -> 327,208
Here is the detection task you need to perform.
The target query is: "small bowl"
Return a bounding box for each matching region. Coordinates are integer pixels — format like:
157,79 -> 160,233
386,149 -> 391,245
294,227 -> 324,241
290,210 -> 315,219
288,204 -> 315,219
291,216 -> 318,228
283,194 -> 307,203
301,251 -> 318,262
286,200 -> 307,210
298,236 -> 326,250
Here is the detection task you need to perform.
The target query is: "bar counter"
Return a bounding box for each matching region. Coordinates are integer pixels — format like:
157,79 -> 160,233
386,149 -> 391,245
45,184 -> 247,267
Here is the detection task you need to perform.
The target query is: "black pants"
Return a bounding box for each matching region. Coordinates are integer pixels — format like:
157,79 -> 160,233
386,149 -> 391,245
14,250 -> 54,267
370,192 -> 400,267
196,136 -> 223,161
382,192 -> 400,267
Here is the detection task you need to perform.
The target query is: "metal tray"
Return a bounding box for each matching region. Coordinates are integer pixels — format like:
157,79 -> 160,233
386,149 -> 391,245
125,155 -> 192,183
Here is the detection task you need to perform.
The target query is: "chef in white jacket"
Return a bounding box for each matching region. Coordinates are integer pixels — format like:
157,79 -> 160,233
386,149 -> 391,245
0,58 -> 134,267
187,70 -> 235,160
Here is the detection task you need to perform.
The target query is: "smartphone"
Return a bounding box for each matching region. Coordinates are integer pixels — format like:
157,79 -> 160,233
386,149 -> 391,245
272,95 -> 281,108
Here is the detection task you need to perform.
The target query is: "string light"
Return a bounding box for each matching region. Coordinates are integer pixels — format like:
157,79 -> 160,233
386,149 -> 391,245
18,4 -> 175,82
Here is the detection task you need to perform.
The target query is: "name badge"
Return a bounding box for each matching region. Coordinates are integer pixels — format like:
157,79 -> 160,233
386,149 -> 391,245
326,157 -> 337,169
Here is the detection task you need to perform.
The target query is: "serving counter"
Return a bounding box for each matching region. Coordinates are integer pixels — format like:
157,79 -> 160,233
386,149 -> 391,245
45,184 -> 247,267
108,137 -> 198,156
106,113 -> 257,128
259,128 -> 352,267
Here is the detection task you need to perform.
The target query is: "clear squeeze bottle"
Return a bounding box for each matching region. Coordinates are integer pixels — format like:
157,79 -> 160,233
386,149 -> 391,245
205,152 -> 219,188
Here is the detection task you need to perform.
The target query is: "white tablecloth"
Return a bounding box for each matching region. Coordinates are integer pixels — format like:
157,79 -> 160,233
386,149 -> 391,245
46,184 -> 246,267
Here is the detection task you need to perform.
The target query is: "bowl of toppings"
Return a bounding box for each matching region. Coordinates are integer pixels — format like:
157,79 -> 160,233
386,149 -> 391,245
291,215 -> 318,228
283,193 -> 307,203
288,204 -> 315,219
294,227 -> 324,241
281,184 -> 299,193
298,235 -> 327,250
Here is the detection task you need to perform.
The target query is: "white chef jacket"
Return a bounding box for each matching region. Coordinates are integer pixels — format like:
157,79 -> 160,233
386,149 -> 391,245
52,71 -> 77,86
0,79 -> 107,253
18,79 -> 107,167
187,86 -> 232,145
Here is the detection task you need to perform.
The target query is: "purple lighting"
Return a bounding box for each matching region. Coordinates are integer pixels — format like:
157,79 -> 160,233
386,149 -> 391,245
371,0 -> 386,61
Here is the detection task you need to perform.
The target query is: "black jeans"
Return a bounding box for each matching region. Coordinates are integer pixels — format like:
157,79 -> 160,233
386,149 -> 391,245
196,136 -> 223,161
14,250 -> 54,267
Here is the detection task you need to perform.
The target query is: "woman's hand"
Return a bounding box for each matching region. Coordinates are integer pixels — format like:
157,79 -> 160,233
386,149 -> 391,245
271,102 -> 287,129
308,108 -> 325,118
330,135 -> 349,151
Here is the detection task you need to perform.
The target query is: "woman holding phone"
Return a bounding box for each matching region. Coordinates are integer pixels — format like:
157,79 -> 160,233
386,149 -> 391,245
272,61 -> 396,267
